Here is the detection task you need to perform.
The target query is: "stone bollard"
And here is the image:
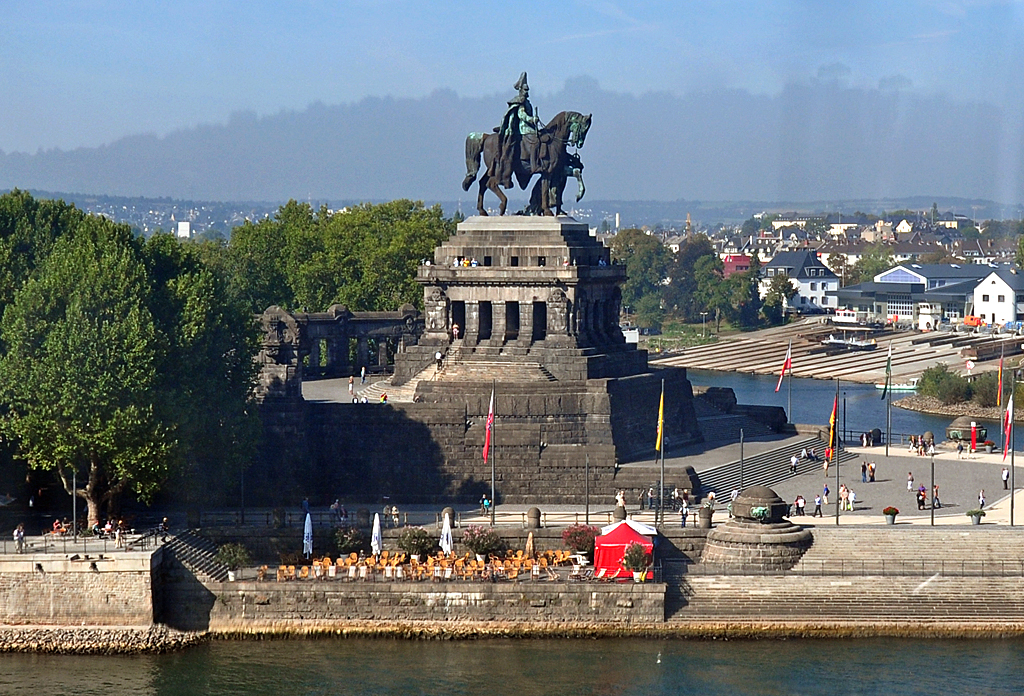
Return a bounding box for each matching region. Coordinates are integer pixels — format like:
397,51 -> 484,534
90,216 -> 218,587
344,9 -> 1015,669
356,508 -> 371,528
527,507 -> 541,529
613,506 -> 627,522
442,506 -> 456,525
698,506 -> 713,529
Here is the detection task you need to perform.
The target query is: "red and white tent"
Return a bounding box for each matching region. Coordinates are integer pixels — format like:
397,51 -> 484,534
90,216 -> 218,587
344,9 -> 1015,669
593,519 -> 656,579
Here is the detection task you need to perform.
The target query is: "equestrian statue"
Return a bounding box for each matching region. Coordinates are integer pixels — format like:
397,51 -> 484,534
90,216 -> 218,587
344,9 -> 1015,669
462,72 -> 591,216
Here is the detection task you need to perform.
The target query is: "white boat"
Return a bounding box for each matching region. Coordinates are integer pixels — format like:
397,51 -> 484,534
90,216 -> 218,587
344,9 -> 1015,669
821,334 -> 877,351
875,378 -> 918,391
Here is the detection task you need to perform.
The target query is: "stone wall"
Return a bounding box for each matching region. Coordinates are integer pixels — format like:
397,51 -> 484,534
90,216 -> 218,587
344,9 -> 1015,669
160,579 -> 665,631
0,550 -> 158,626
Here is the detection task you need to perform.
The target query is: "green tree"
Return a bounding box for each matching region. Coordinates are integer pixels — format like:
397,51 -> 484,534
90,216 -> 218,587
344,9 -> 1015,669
853,243 -> 894,282
692,255 -> 730,331
609,228 -> 671,327
143,234 -> 261,509
664,234 -> 716,320
762,274 -> 798,325
826,253 -> 854,286
0,218 -> 172,525
728,256 -> 763,329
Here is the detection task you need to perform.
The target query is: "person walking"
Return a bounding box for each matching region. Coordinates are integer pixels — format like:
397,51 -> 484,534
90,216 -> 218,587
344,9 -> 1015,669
813,494 -> 822,517
1002,467 -> 1010,490
822,484 -> 830,506
796,495 -> 806,516
956,441 -> 964,459
861,462 -> 867,483
360,365 -> 366,384
637,489 -> 645,511
933,484 -> 941,509
348,376 -> 355,397
790,454 -> 799,473
615,490 -> 626,509
868,462 -> 876,482
907,472 -> 914,492
979,489 -> 986,509
13,523 -> 25,553
679,500 -> 689,527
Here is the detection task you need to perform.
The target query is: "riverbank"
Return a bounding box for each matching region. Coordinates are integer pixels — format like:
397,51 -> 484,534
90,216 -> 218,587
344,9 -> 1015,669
0,625 -> 205,654
894,394 -> 1009,423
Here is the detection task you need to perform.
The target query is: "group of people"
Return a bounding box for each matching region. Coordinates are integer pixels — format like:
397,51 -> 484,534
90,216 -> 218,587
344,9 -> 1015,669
908,434 -> 936,457
860,461 -> 878,483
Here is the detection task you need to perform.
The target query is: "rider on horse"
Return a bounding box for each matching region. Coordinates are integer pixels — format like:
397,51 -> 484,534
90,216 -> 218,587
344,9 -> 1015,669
496,72 -> 544,188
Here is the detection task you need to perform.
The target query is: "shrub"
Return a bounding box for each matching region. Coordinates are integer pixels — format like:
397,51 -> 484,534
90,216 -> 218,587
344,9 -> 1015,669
917,364 -> 971,405
621,541 -> 650,572
215,543 -> 252,570
966,509 -> 987,517
970,371 -> 1001,408
460,525 -> 504,557
334,526 -> 369,554
561,524 -> 600,556
882,506 -> 900,516
397,527 -> 436,558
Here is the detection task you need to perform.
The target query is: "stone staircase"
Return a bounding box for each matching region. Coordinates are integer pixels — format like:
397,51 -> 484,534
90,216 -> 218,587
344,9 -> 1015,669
662,527 -> 1024,620
694,437 -> 858,498
434,359 -> 557,383
163,530 -> 230,582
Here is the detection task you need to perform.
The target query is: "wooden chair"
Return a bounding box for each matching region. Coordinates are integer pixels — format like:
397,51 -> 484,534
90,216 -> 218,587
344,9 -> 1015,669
257,565 -> 268,582
384,564 -> 394,579
394,564 -> 405,580
348,552 -> 359,563
277,565 -> 287,582
347,564 -> 358,581
300,566 -> 310,580
287,566 -> 296,581
443,565 -> 454,581
328,563 -> 337,579
358,565 -> 368,580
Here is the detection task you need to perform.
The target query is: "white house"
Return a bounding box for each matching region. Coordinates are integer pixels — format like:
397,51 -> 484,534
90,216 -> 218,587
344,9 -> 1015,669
972,269 -> 1024,325
760,250 -> 839,311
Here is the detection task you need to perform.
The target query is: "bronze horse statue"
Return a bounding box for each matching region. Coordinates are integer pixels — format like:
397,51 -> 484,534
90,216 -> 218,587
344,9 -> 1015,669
462,111 -> 591,216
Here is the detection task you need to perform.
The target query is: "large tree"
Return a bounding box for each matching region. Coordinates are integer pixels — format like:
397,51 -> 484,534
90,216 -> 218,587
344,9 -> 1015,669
665,234 -> 717,321
609,228 -> 672,327
0,218 -> 172,525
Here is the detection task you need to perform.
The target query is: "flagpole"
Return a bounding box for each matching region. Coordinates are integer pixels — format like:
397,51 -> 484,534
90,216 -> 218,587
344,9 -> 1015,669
884,341 -> 892,458
659,378 -> 666,528
1011,371 -> 1016,527
788,359 -> 793,426
835,378 -> 841,527
490,381 -> 496,526
999,343 -> 1006,453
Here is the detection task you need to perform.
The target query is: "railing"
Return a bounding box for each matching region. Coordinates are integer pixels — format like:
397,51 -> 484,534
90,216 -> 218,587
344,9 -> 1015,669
0,529 -> 167,556
662,558 -> 1024,577
434,510 -> 623,529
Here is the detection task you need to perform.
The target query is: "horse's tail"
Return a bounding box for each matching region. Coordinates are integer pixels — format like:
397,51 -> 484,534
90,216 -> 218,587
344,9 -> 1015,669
462,132 -> 485,191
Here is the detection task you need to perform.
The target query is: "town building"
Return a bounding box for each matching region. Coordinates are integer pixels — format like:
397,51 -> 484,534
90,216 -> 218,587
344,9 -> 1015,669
760,250 -> 838,312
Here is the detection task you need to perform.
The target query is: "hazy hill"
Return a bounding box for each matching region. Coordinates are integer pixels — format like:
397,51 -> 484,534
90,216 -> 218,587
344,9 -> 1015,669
2,77 -> 1022,207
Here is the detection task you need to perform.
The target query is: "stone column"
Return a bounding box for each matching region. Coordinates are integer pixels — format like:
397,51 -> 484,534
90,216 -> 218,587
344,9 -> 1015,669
491,301 -> 506,345
519,300 -> 534,345
378,338 -> 389,367
357,337 -> 370,370
329,336 -> 350,374
464,301 -> 480,346
308,339 -> 321,375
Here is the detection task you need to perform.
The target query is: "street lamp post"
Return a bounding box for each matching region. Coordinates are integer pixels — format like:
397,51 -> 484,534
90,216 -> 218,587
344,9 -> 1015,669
700,312 -> 708,338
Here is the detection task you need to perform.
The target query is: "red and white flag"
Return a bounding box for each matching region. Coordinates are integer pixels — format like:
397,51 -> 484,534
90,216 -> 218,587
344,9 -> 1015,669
1004,391 -> 1014,462
483,387 -> 495,463
775,340 -> 792,393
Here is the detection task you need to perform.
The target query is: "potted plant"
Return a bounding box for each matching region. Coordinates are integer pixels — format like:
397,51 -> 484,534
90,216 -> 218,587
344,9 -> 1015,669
561,524 -> 599,560
334,525 -> 369,555
621,541 -> 650,582
883,506 -> 900,525
461,525 -> 503,561
983,440 -> 996,454
397,526 -> 435,561
966,509 -> 987,525
215,542 -> 252,582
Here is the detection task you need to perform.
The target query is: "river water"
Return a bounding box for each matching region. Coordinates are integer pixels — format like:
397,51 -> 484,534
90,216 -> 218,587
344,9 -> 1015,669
687,368 -> 1013,447
3,637 -> 1022,695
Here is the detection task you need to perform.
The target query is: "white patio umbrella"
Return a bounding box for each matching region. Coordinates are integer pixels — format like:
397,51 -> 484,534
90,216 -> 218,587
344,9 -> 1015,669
440,512 -> 453,556
303,512 -> 313,559
371,513 -> 382,556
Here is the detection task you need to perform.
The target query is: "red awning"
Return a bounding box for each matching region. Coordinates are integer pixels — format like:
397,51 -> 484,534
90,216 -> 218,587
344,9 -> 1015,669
593,520 -> 654,579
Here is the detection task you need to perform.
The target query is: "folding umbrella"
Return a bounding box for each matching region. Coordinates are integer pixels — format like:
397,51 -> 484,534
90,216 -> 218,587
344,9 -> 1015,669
303,512 -> 313,559
440,512 -> 453,556
371,513 -> 382,556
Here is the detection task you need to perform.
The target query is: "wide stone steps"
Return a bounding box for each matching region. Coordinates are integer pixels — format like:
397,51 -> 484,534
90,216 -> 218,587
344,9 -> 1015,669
164,530 -> 230,582
695,437 -> 857,498
792,527 -> 1024,571
434,360 -> 557,383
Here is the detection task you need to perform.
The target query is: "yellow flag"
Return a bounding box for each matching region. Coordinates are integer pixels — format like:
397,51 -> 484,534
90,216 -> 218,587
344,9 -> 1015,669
655,387 -> 665,452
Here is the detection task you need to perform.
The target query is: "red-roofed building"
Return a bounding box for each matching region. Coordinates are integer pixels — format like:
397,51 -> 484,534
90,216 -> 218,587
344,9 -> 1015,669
723,254 -> 752,278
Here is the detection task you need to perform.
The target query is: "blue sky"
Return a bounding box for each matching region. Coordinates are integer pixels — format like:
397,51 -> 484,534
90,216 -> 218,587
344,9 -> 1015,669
5,0 -> 1024,155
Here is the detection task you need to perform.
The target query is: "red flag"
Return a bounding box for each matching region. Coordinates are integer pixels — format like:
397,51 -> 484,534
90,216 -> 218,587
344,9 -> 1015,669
775,340 -> 792,393
1004,392 -> 1014,462
998,352 -> 1004,408
482,388 -> 495,463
